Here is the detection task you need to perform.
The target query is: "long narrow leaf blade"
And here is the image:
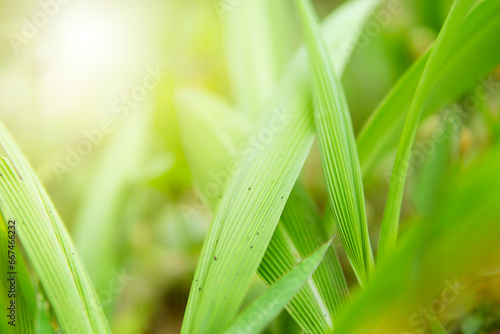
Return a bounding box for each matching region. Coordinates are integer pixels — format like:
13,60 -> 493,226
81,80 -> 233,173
333,144 -> 500,334
223,239 -> 333,334
181,0 -> 380,332
0,121 -> 110,333
177,88 -> 348,333
357,0 -> 500,177
296,0 -> 375,287
270,183 -> 349,328
181,87 -> 315,334
378,0 -> 478,259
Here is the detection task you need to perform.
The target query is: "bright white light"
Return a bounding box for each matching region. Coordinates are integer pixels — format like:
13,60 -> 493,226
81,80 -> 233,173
48,5 -> 130,69
35,3 -> 150,117
63,16 -> 111,62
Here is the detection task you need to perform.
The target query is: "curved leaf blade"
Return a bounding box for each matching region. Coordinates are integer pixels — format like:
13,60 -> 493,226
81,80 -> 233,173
296,0 -> 375,287
177,88 -> 348,333
0,121 -> 110,333
378,0 -> 478,259
357,0 -> 500,177
180,0 -> 380,332
223,239 -> 333,334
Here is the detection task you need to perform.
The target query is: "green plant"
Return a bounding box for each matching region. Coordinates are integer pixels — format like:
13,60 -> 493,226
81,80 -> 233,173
177,0 -> 500,333
0,121 -> 109,333
1,0 -> 499,333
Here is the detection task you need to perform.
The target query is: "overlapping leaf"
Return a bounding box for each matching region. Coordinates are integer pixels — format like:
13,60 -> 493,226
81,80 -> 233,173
296,0 -> 375,287
0,121 -> 110,333
333,143 -> 500,334
180,80 -> 315,334
177,88 -> 348,333
357,0 -> 500,177
378,0 -> 480,259
180,0 -> 380,332
223,240 -> 333,334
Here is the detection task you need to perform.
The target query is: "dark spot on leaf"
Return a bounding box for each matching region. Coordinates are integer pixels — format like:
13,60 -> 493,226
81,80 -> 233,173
250,246 -> 253,249
214,256 -> 217,260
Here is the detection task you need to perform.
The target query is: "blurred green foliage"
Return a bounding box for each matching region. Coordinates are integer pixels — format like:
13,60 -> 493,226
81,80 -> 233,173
0,0 -> 499,333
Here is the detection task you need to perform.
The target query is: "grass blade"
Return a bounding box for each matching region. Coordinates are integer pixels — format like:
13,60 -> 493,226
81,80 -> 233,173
271,183 -> 349,327
333,143 -> 500,334
180,0 -> 380,332
180,85 -> 315,334
223,239 -> 333,334
357,0 -> 500,177
0,121 -> 110,333
177,88 -> 349,333
296,0 -> 375,287
378,0 -> 478,259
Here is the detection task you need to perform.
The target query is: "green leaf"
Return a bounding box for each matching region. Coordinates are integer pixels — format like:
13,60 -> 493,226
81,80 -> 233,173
296,0 -> 375,287
378,0 -> 479,260
177,87 -> 349,333
357,0 -> 500,177
333,143 -> 500,334
180,83 -> 315,334
223,239 -> 333,334
269,183 -> 349,328
180,0 -> 380,332
0,120 -> 110,333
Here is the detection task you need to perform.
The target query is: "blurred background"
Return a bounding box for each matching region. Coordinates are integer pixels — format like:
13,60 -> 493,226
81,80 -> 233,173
0,0 -> 499,333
